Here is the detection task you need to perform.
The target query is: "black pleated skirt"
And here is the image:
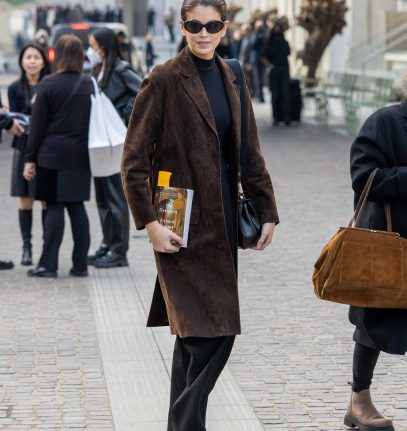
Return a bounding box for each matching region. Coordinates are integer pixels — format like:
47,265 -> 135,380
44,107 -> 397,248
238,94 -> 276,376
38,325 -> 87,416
10,149 -> 36,198
35,166 -> 91,203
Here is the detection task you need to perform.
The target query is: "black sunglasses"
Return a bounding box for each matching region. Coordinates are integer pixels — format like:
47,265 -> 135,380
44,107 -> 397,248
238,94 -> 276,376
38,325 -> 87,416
182,20 -> 225,34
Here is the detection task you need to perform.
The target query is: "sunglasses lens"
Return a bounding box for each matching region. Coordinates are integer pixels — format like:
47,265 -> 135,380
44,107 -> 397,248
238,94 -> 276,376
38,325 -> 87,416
184,21 -> 202,34
206,21 -> 224,34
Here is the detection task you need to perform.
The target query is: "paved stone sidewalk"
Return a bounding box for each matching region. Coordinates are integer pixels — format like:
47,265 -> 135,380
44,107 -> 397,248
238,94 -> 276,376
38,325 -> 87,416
1,80 -> 407,430
230,102 -> 407,430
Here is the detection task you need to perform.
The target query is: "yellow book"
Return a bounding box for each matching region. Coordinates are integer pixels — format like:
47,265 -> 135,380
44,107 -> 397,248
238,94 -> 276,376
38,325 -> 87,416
154,171 -> 194,247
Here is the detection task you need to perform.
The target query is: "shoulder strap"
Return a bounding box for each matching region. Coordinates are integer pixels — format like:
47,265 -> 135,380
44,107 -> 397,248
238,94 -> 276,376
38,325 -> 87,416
60,74 -> 86,109
225,59 -> 248,179
90,76 -> 100,96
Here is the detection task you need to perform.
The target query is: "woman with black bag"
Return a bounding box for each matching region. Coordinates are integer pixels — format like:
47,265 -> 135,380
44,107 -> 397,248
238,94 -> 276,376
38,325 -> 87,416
23,35 -> 93,278
121,1 -> 279,429
344,102 -> 407,430
86,27 -> 142,269
8,43 -> 50,266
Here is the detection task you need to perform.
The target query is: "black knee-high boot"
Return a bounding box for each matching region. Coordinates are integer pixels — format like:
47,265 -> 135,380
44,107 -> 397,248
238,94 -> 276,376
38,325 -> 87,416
19,209 -> 32,266
42,209 -> 48,240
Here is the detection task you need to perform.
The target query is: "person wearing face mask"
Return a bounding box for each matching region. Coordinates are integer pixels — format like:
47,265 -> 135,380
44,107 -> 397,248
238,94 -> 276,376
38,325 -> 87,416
261,20 -> 291,126
122,0 -> 278,429
86,28 -> 142,269
8,43 -> 50,266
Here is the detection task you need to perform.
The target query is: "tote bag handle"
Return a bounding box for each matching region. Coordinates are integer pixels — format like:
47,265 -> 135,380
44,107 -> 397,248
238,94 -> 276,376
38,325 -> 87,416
348,168 -> 392,232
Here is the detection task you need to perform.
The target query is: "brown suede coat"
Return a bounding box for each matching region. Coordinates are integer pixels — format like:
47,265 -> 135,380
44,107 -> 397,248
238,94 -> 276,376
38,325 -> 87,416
121,47 -> 279,338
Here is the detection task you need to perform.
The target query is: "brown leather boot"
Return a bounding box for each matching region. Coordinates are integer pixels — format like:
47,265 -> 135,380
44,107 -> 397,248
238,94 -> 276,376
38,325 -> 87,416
344,389 -> 394,431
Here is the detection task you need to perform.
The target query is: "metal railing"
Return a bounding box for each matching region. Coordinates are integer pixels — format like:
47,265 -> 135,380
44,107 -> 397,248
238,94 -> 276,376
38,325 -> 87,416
359,29 -> 407,76
349,19 -> 407,68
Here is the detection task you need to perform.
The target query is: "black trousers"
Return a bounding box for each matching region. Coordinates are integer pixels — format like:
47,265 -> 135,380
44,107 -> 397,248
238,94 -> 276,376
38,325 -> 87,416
39,202 -> 90,272
93,173 -> 129,256
352,342 -> 380,392
254,61 -> 265,102
269,66 -> 291,122
167,336 -> 235,431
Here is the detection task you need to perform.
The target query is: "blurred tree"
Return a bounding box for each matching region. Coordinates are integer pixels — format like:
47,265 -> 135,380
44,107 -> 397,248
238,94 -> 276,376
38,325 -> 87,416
297,0 -> 348,80
227,4 -> 242,22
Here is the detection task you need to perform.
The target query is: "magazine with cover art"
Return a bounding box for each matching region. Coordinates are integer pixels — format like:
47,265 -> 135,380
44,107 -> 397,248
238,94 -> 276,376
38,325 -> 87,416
154,171 -> 194,248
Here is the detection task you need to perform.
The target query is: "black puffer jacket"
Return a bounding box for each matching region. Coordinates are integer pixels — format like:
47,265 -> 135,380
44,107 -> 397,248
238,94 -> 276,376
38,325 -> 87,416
100,60 -> 142,122
0,110 -> 13,131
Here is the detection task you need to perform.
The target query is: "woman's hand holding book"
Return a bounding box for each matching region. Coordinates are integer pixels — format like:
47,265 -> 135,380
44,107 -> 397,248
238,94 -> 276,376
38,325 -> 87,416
146,221 -> 185,253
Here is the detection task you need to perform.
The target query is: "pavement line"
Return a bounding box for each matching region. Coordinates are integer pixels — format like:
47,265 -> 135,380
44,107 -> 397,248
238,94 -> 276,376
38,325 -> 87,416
89,265 -> 264,430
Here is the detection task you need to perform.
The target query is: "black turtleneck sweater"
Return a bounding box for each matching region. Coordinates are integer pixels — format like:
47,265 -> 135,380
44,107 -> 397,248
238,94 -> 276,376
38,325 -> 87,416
192,53 -> 232,179
192,52 -> 235,252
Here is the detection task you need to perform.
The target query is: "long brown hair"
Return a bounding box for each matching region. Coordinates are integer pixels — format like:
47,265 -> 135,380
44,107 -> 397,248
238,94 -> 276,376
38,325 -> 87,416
53,34 -> 84,73
181,0 -> 227,21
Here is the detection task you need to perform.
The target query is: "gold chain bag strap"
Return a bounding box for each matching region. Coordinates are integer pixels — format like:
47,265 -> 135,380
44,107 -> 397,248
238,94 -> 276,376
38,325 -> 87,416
313,168 -> 407,308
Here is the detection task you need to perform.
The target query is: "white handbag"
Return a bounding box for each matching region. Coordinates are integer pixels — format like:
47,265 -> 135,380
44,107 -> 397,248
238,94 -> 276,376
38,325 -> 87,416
88,76 -> 127,177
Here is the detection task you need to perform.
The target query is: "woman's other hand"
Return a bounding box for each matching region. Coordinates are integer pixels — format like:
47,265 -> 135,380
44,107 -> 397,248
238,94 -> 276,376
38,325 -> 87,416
254,222 -> 276,251
23,162 -> 36,181
8,120 -> 24,136
146,221 -> 185,253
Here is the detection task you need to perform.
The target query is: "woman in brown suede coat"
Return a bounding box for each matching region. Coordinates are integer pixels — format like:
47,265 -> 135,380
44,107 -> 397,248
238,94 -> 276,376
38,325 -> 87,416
121,1 -> 279,429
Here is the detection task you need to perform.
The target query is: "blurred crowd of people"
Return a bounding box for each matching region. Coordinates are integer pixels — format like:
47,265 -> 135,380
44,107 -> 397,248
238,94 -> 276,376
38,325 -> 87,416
0,7 -> 299,273
177,9 -> 297,125
36,4 -> 123,32
1,28 -> 141,276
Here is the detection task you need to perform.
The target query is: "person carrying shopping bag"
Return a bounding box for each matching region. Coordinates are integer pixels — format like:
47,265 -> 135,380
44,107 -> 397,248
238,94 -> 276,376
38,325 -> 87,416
87,27 -> 142,269
121,1 -> 279,429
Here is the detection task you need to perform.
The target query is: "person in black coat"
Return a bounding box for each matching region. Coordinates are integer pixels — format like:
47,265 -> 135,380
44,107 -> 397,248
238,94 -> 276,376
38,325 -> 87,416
345,102 -> 407,431
23,35 -> 93,278
8,42 -> 50,266
252,20 -> 267,103
87,27 -> 142,268
0,110 -> 23,134
145,32 -> 157,73
0,110 -> 24,271
261,21 -> 291,125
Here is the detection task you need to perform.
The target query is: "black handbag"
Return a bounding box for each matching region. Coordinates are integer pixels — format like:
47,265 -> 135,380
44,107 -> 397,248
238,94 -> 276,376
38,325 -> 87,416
226,59 -> 261,249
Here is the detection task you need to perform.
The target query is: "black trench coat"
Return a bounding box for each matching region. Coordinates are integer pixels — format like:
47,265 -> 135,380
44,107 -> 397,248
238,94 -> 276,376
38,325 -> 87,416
350,101 -> 407,355
122,47 -> 279,338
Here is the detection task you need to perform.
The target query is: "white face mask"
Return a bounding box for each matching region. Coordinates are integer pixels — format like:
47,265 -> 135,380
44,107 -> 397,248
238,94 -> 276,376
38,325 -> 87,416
87,47 -> 102,67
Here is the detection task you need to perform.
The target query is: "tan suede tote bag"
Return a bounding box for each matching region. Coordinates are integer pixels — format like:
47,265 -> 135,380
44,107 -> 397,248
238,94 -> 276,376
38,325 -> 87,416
313,168 -> 407,308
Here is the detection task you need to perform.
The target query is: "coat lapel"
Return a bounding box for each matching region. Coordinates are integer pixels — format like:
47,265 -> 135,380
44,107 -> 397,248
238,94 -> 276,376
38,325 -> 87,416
178,48 -> 218,137
178,47 -> 243,155
217,56 -> 242,161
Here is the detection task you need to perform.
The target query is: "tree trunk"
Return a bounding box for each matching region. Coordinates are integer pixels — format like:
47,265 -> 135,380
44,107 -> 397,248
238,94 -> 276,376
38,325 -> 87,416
302,26 -> 334,79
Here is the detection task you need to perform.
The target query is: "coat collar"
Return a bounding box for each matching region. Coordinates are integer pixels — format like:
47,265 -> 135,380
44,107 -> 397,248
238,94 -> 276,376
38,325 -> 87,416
177,47 -> 241,152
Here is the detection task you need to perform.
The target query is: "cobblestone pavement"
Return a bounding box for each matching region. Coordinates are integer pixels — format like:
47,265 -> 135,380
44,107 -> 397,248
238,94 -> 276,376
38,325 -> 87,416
1,74 -> 407,430
229,102 -> 407,430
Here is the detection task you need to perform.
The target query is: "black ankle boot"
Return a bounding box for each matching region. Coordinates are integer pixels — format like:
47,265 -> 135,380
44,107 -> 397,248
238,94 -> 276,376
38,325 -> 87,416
19,209 -> 33,266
